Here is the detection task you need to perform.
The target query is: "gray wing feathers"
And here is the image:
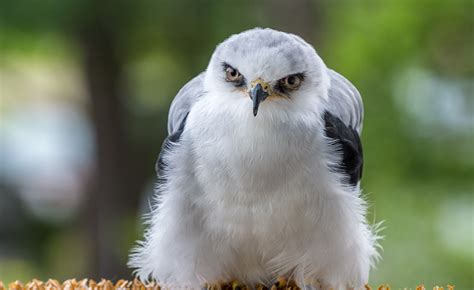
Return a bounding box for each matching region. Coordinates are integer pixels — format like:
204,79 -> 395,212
168,73 -> 205,134
327,69 -> 364,134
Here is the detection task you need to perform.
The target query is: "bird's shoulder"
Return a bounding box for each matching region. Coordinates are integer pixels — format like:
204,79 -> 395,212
326,69 -> 364,134
167,72 -> 205,135
323,110 -> 363,186
157,72 -> 205,183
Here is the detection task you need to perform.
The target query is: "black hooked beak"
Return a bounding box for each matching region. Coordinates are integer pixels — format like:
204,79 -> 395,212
249,83 -> 269,117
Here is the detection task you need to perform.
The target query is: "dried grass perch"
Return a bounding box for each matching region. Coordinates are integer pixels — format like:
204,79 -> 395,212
0,279 -> 455,290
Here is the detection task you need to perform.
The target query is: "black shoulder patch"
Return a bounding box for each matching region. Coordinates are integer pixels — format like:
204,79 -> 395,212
324,111 -> 363,186
155,113 -> 189,186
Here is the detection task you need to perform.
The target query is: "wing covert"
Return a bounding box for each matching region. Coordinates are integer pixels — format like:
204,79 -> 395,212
156,73 -> 204,183
324,69 -> 364,186
326,69 -> 364,134
168,73 -> 205,135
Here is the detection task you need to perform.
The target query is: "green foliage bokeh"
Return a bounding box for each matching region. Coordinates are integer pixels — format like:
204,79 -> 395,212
0,0 -> 472,288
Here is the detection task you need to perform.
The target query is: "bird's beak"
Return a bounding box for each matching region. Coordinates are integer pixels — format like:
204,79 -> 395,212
249,79 -> 270,117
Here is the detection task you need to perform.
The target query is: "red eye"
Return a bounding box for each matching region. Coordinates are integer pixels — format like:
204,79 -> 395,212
225,67 -> 242,83
280,74 -> 302,90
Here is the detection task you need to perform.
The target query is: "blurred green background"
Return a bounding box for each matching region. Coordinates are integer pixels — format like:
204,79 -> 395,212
0,0 -> 473,288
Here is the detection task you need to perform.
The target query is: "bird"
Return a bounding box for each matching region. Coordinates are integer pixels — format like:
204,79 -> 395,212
128,28 -> 380,290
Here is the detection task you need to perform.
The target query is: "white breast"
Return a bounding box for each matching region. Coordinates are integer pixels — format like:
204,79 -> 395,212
186,93 -> 334,266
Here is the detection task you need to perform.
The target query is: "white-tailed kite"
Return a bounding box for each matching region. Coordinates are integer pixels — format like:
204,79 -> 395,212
129,28 -> 380,290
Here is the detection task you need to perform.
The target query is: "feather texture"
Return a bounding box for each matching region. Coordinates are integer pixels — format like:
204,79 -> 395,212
129,28 -> 380,290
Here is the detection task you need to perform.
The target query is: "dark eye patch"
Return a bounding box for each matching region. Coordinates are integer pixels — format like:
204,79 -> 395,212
274,72 -> 305,94
222,62 -> 246,87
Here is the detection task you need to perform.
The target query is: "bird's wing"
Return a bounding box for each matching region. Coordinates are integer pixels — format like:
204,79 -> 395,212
326,69 -> 364,134
156,73 -> 204,181
167,72 -> 205,135
324,69 -> 364,186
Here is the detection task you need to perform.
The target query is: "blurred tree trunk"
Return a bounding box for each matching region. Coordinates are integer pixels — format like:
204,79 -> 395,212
76,14 -> 138,279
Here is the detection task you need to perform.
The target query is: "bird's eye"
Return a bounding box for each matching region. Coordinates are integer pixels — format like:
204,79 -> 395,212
225,66 -> 243,84
279,74 -> 303,91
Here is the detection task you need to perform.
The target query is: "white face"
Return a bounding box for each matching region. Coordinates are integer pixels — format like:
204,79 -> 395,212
204,28 -> 330,116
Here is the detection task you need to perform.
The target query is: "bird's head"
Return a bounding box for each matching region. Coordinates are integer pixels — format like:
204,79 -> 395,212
204,28 -> 330,117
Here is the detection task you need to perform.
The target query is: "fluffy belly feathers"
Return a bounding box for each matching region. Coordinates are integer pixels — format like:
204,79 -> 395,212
187,108 -> 329,264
